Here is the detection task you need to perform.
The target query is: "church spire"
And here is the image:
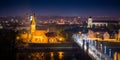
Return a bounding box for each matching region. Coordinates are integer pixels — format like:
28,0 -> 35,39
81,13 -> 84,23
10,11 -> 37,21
30,14 -> 36,33
31,15 -> 36,25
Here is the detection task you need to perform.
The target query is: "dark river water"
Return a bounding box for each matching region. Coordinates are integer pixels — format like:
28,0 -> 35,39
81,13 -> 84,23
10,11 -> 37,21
15,42 -> 92,60
98,41 -> 120,60
16,48 -> 92,60
16,51 -> 78,60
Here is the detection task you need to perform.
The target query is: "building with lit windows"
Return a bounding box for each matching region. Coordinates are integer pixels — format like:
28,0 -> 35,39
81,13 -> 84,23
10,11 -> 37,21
17,15 -> 65,44
16,15 -> 49,43
87,17 -> 108,28
29,15 -> 48,43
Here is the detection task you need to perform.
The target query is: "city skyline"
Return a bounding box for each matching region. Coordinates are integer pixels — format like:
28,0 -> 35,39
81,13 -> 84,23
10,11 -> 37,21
0,0 -> 120,16
0,1 -> 120,60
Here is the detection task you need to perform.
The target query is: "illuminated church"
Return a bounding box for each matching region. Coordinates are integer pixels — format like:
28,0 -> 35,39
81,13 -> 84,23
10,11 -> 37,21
16,14 -> 65,44
29,15 -> 48,43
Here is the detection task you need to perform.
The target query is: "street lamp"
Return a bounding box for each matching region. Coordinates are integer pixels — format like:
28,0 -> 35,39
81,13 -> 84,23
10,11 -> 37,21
96,32 -> 100,40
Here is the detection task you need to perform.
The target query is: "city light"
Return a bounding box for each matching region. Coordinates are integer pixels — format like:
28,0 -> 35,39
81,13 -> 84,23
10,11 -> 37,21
0,0 -> 120,60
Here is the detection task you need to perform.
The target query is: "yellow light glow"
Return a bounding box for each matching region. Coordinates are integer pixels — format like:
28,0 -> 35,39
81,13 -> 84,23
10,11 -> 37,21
59,38 -> 62,41
50,52 -> 54,57
58,52 -> 64,60
78,32 -> 81,34
118,53 -> 120,60
30,16 -> 33,21
50,52 -> 54,60
114,52 -> 117,60
16,36 -> 20,40
96,32 -> 100,35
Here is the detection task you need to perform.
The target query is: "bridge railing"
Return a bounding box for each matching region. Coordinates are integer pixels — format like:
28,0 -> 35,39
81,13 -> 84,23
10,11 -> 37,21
73,34 -> 113,60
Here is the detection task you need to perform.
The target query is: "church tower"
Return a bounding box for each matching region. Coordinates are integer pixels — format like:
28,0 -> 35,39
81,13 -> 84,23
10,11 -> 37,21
30,15 -> 36,33
87,17 -> 93,28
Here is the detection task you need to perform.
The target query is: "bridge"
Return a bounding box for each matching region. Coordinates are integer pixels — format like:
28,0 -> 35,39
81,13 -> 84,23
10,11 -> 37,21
73,34 -> 114,60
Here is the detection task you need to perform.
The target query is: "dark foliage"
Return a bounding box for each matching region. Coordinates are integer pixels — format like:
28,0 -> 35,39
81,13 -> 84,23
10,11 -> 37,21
0,29 -> 18,60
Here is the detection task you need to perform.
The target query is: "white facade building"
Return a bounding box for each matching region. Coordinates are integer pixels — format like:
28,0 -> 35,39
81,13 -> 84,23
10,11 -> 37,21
87,17 -> 108,28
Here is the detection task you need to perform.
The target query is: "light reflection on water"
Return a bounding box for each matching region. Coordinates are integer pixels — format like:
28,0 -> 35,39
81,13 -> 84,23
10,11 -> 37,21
58,52 -> 64,60
113,52 -> 120,60
102,45 -> 120,60
16,51 -> 76,60
88,40 -> 120,60
16,52 -> 46,60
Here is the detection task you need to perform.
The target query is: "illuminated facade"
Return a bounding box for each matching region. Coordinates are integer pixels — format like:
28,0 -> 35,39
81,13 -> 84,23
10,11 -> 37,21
29,15 -> 65,43
29,15 -> 48,43
87,17 -> 108,28
87,17 -> 93,28
87,29 -> 120,41
103,32 -> 110,40
17,15 -> 65,43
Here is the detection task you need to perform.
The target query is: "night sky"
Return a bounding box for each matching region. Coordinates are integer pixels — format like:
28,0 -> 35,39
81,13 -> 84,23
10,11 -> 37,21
0,0 -> 120,16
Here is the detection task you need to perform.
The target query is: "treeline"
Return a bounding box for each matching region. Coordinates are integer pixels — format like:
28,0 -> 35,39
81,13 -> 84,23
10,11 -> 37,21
0,29 -> 18,60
